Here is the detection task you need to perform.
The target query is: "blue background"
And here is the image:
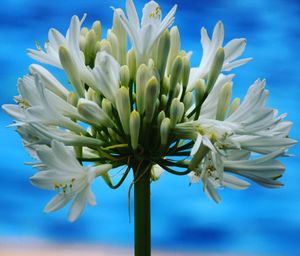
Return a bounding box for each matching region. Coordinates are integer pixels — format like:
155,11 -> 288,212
0,0 -> 299,255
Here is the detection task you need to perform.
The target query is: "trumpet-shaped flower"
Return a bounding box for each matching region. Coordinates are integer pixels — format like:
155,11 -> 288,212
115,0 -> 177,64
30,140 -> 112,222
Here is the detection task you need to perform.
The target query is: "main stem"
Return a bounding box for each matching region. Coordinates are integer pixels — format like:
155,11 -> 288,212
133,161 -> 151,256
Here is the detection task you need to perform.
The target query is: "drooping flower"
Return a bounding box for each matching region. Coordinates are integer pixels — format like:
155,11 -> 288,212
30,140 -> 112,222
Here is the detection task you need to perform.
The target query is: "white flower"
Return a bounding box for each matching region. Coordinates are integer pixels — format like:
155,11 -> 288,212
115,0 -> 177,64
30,140 -> 112,222
189,21 -> 252,87
91,51 -> 120,104
151,164 -> 164,181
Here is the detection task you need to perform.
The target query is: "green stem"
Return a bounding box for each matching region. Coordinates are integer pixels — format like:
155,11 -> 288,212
133,161 -> 151,256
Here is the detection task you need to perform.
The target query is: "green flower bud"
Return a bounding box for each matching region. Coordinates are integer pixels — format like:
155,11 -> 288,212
67,92 -> 78,107
116,87 -> 131,135
80,27 -> 89,36
127,49 -> 137,81
157,30 -> 170,78
108,30 -> 119,61
102,98 -> 112,117
145,76 -> 159,123
157,110 -> 166,127
160,117 -> 171,146
59,46 -> 84,97
206,47 -> 225,94
120,65 -> 130,87
183,92 -> 193,111
84,30 -> 97,65
77,98 -> 112,127
79,35 -> 86,52
216,82 -> 232,121
161,76 -> 170,95
92,20 -> 102,40
194,79 -> 206,106
136,64 -> 149,113
170,56 -> 183,91
112,9 -> 127,65
167,26 -> 180,75
229,97 -> 240,116
170,98 -> 184,128
130,110 -> 140,150
99,39 -> 112,55
182,56 -> 190,89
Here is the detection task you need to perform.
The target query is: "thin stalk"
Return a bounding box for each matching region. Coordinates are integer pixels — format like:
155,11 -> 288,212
133,161 -> 151,256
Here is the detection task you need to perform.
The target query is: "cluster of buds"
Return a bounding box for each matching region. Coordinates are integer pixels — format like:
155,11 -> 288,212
2,0 -> 296,221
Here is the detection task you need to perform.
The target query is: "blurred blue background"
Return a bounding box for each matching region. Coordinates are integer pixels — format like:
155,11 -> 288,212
0,0 -> 299,255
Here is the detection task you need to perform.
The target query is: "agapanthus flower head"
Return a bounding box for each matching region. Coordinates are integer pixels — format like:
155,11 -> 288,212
2,0 -> 296,221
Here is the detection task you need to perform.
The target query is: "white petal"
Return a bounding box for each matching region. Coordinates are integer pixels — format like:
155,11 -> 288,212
44,194 -> 71,213
68,188 -> 88,222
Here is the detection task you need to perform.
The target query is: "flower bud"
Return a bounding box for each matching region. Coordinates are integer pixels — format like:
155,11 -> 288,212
79,35 -> 86,52
130,110 -> 140,150
157,30 -> 170,78
206,47 -> 225,94
67,92 -> 78,107
136,64 -> 149,113
170,98 -> 184,128
112,9 -> 127,65
92,20 -> 102,40
116,87 -> 131,135
59,46 -> 84,97
99,39 -> 112,55
170,56 -> 183,91
161,76 -> 170,95
127,49 -> 136,81
77,98 -> 112,127
216,82 -> 232,121
151,164 -> 164,181
167,26 -> 180,75
102,98 -> 112,117
182,56 -> 190,89
145,76 -> 159,123
160,117 -> 171,146
194,79 -> 206,106
120,65 -> 130,87
84,30 -> 97,65
157,110 -> 165,127
183,92 -> 193,111
108,30 -> 119,61
229,97 -> 240,116
80,27 -> 89,36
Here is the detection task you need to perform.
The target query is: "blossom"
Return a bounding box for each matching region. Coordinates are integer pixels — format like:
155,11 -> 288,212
188,21 -> 252,89
30,140 -> 112,222
115,0 -> 177,64
2,0 -> 296,220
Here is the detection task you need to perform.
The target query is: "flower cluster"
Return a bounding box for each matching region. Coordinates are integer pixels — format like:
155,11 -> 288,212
3,0 -> 296,221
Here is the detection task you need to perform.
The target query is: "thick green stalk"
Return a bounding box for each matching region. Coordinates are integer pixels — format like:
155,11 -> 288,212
133,161 -> 151,256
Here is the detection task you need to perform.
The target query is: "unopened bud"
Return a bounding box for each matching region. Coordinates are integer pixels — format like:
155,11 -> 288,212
102,98 -> 112,117
170,98 -> 184,128
77,98 -> 112,127
92,20 -> 102,40
194,79 -> 206,106
127,49 -> 136,81
182,56 -> 190,89
99,39 -> 112,55
183,92 -> 193,111
157,30 -> 170,78
160,117 -> 171,146
229,97 -> 240,116
116,87 -> 131,135
130,111 -> 140,150
59,46 -> 84,97
216,82 -> 232,120
151,164 -> 164,181
120,65 -> 130,87
157,110 -> 165,127
67,92 -> 78,107
170,56 -> 183,91
167,26 -> 180,75
145,76 -> 159,123
136,64 -> 149,113
206,48 -> 225,94
108,30 -> 119,61
85,30 -> 97,65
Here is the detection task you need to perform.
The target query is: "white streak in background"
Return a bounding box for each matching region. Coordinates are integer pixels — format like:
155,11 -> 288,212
115,0 -> 177,64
